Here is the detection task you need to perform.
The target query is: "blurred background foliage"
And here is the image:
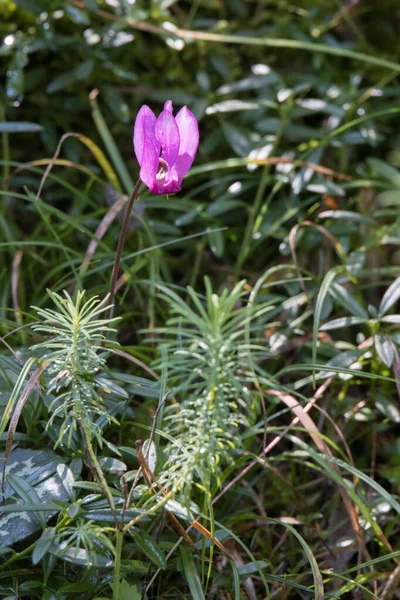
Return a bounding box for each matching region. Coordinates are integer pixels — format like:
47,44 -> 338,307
1,0 -> 400,285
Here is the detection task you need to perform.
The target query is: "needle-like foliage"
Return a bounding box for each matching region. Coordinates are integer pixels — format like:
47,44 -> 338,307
152,278 -> 277,498
31,290 -> 118,447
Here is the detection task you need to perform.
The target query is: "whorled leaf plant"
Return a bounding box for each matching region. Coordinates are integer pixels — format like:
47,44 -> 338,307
31,289 -> 119,510
151,277 -> 279,499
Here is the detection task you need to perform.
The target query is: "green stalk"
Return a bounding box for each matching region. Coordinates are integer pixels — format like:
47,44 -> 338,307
80,413 -> 115,512
113,529 -> 124,600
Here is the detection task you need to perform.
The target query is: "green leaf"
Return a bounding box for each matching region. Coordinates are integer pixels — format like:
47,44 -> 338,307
47,60 -> 94,94
208,100 -> 259,115
374,334 -> 394,367
313,268 -> 341,381
0,449 -> 73,546
132,531 -> 166,570
111,372 -> 161,398
229,560 -> 241,600
32,528 -> 57,565
367,158 -> 400,188
222,123 -> 252,156
207,199 -> 245,217
0,122 -> 43,133
7,474 -> 46,528
346,249 -> 366,278
118,580 -> 141,600
329,282 -> 368,319
320,316 -> 367,331
64,4 -> 90,24
379,276 -> 400,316
179,546 -> 205,600
51,545 -> 113,568
237,560 -> 269,577
382,315 -> 400,323
142,439 -> 157,474
377,190 -> 400,206
208,228 -> 224,258
83,508 -> 148,523
98,457 -> 127,475
318,210 -> 376,225
374,394 -> 400,423
57,464 -> 75,499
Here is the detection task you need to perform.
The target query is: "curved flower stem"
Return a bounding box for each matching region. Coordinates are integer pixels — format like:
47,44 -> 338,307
107,178 -> 142,320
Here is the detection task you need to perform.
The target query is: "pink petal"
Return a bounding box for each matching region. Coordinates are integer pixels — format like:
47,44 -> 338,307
133,105 -> 158,166
164,100 -> 173,113
139,130 -> 161,193
155,105 -> 180,170
174,106 -> 199,182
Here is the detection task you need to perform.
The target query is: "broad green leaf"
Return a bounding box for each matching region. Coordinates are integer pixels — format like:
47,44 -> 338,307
132,531 -> 166,570
0,449 -> 73,546
7,474 -> 46,528
379,276 -> 400,316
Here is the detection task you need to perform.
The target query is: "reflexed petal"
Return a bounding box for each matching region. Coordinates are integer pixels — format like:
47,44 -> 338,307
139,131 -> 160,194
174,106 -> 199,181
133,105 -> 157,166
155,106 -> 180,170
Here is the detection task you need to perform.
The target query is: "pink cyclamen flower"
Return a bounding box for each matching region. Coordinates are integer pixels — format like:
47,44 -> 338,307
133,100 -> 199,194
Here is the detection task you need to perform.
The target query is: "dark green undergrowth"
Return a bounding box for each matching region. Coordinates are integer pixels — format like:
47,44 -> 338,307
1,1 -> 400,598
